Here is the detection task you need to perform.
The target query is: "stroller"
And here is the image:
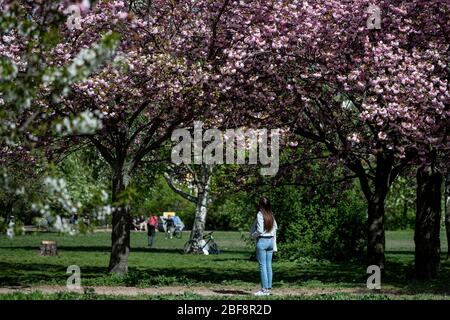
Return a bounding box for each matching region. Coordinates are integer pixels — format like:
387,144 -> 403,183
160,215 -> 185,239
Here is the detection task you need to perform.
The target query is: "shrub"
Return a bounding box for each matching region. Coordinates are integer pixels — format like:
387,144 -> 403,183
273,185 -> 367,262
385,176 -> 415,230
0,217 -> 6,234
217,181 -> 367,262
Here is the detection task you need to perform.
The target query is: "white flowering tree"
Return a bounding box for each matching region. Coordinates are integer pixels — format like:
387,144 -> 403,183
0,1 -> 119,236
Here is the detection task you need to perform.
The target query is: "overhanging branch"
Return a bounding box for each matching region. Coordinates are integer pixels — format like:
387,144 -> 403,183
164,172 -> 198,203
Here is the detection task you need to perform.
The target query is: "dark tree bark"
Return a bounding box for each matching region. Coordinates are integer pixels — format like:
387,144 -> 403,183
445,171 -> 450,259
367,198 -> 386,269
414,161 -> 442,279
352,152 -> 393,270
108,163 -> 131,274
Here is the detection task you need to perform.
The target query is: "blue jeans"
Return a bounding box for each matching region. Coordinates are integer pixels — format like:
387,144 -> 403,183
148,234 -> 156,247
148,226 -> 156,247
256,237 -> 273,289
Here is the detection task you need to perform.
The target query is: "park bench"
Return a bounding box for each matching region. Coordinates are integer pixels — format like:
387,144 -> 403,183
39,240 -> 58,256
24,225 -> 48,234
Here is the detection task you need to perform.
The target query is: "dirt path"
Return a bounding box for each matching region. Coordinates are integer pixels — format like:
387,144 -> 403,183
0,285 -> 400,297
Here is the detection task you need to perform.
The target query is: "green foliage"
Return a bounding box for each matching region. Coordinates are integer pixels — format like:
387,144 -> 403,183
13,219 -> 24,236
385,176 -> 416,230
212,178 -> 367,262
131,175 -> 195,227
115,188 -> 138,207
0,217 -> 6,233
51,150 -> 111,228
270,184 -> 367,262
78,221 -> 91,235
0,158 -> 46,225
57,150 -> 109,206
123,271 -> 194,287
209,193 -> 254,231
210,155 -> 368,262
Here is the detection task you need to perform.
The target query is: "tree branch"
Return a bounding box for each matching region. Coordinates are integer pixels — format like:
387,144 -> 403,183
128,100 -> 151,127
274,174 -> 358,188
208,0 -> 230,60
164,172 -> 198,203
88,136 -> 114,165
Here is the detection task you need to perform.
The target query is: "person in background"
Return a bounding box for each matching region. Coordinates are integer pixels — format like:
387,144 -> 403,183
250,196 -> 278,296
147,215 -> 158,247
70,213 -> 78,224
165,214 -> 175,239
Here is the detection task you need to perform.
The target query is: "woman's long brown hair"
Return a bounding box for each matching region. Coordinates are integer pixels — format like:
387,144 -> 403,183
258,197 -> 274,232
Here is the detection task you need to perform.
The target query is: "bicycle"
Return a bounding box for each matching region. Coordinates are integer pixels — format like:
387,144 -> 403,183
173,226 -> 182,239
184,231 -> 220,254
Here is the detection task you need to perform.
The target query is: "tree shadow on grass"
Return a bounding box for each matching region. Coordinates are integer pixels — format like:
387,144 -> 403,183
0,246 -> 251,256
0,246 -> 184,255
211,289 -> 250,295
0,259 -> 383,286
0,260 -> 361,287
382,252 -> 450,294
207,257 -> 251,262
1,251 -> 450,295
0,261 -> 109,286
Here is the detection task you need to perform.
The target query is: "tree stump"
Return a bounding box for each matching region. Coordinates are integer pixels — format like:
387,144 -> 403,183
39,240 -> 58,256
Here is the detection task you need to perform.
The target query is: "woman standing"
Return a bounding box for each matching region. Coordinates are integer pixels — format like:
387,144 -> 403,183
147,215 -> 158,247
250,197 -> 278,296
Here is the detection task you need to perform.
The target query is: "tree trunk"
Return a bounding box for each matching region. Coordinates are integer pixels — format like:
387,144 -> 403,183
367,197 -> 386,269
414,163 -> 442,279
445,172 -> 450,259
108,166 -> 131,274
190,188 -> 209,242
364,153 -> 393,270
189,166 -> 212,244
164,164 -> 213,253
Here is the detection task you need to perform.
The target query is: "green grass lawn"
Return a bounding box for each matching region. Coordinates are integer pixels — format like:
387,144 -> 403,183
0,230 -> 450,299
